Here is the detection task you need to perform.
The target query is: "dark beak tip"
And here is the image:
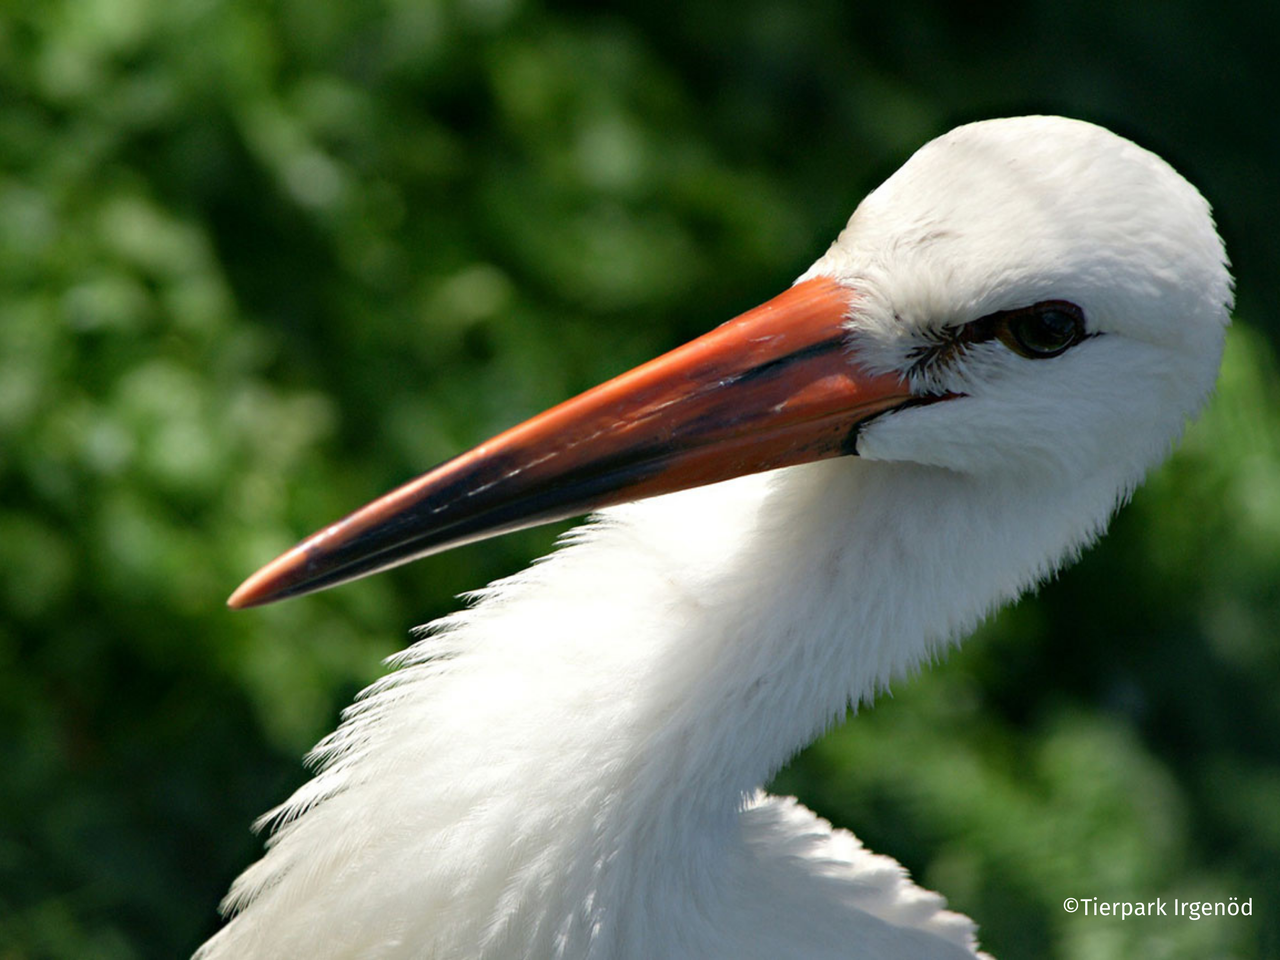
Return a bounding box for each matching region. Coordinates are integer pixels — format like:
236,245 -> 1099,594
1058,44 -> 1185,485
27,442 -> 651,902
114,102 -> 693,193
226,561 -> 298,610
226,581 -> 264,610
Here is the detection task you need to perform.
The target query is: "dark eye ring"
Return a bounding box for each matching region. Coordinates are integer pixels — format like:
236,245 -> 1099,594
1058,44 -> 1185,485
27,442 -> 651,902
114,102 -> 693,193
998,301 -> 1087,358
906,299 -> 1091,377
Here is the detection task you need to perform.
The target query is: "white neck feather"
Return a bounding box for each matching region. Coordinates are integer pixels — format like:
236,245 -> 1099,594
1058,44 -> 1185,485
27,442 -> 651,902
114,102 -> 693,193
202,455 -> 1124,959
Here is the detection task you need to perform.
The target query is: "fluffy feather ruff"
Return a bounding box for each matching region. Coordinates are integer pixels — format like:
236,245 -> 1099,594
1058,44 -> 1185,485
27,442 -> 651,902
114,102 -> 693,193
198,448 -> 1129,960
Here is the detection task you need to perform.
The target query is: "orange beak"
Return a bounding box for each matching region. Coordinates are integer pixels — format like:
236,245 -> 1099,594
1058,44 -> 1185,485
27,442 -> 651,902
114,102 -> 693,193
229,276 -> 926,608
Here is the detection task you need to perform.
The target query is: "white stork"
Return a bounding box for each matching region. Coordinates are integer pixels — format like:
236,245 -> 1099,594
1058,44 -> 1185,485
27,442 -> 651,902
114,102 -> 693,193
197,116 -> 1232,959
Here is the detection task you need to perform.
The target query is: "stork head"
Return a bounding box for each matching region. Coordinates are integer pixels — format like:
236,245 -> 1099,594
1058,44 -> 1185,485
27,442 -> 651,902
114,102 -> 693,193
229,116 -> 1232,608
809,116 -> 1232,485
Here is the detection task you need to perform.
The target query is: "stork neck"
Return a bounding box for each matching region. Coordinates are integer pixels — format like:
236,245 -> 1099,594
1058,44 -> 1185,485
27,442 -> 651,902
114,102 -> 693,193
606,456 -> 1118,823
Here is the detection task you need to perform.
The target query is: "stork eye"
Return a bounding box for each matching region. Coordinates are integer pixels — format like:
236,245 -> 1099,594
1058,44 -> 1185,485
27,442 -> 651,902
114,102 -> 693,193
907,299 -> 1090,377
1000,301 -> 1086,358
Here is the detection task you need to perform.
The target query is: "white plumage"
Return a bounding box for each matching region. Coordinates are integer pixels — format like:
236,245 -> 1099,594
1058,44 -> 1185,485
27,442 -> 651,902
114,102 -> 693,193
198,116 -> 1232,959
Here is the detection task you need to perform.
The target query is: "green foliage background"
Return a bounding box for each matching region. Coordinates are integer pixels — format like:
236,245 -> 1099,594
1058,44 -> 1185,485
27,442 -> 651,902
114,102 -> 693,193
2,0 -> 1278,957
